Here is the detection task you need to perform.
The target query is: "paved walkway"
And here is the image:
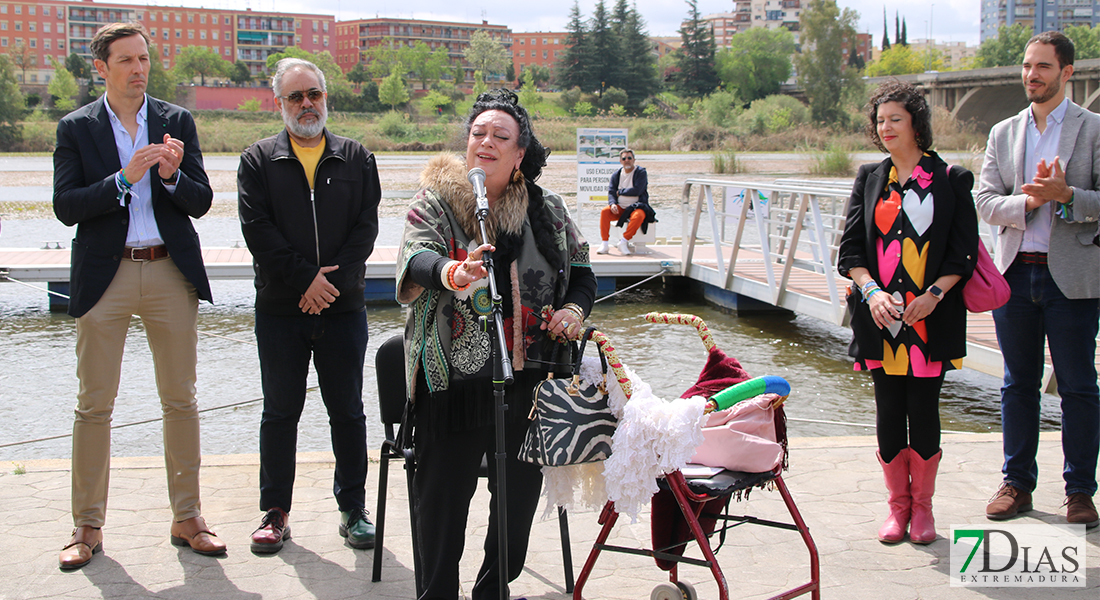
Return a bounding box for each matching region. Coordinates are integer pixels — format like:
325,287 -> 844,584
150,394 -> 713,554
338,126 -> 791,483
2,433 -> 1097,599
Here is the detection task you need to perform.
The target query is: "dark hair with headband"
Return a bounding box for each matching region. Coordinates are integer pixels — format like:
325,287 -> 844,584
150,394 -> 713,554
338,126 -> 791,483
464,89 -> 549,182
866,79 -> 934,153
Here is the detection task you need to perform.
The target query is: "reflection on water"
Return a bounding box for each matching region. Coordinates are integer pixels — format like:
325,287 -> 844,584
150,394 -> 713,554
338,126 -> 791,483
1,274 -> 1066,463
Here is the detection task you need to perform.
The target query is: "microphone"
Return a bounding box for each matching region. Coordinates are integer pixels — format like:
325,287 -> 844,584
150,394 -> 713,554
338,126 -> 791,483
467,168 -> 490,215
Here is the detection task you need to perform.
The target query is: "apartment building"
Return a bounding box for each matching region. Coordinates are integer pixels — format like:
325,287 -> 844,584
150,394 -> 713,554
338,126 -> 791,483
335,17 -> 511,85
981,0 -> 1099,42
1,0 -> 332,84
907,38 -> 978,70
511,31 -> 566,83
700,1 -> 801,48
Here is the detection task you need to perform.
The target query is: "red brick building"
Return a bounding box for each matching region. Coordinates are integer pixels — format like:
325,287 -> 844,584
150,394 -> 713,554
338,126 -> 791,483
511,31 -> 566,85
3,0 -> 333,84
335,17 -> 511,86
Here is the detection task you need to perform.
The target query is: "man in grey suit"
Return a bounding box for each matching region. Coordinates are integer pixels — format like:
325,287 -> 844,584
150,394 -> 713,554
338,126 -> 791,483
977,31 -> 1100,528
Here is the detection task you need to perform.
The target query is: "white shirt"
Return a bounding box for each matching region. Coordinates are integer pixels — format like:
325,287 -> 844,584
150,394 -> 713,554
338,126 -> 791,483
104,92 -> 173,247
617,168 -> 638,205
1021,96 -> 1069,253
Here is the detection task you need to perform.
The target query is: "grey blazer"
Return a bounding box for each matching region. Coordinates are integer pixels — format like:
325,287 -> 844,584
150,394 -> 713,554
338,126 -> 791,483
976,100 -> 1100,299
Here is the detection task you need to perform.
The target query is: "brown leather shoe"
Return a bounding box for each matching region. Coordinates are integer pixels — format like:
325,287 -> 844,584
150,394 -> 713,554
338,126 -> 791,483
170,516 -> 227,556
59,526 -> 102,571
250,508 -> 290,555
986,482 -> 1033,520
1064,493 -> 1100,529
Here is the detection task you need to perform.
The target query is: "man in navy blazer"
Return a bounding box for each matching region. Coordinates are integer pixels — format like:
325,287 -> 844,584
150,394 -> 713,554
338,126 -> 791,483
52,22 -> 225,569
976,31 -> 1100,529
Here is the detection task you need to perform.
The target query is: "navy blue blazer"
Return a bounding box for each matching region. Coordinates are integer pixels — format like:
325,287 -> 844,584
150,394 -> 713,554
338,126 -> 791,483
53,95 -> 213,318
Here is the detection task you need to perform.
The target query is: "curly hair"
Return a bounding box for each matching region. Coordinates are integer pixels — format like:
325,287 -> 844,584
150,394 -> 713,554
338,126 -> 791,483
866,80 -> 934,154
463,89 -> 550,183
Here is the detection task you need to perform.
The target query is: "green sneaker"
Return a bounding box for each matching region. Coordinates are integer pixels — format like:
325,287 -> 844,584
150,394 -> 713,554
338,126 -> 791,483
339,509 -> 376,549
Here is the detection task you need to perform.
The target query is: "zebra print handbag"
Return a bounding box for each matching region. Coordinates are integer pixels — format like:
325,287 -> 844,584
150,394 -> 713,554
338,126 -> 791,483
519,327 -> 618,467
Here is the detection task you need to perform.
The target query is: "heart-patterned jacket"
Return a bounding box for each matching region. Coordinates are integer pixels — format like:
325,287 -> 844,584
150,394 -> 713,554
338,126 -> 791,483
838,151 -> 980,362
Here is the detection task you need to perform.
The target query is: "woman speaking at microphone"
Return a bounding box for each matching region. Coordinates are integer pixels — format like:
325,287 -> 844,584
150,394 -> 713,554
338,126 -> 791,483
397,89 -> 596,600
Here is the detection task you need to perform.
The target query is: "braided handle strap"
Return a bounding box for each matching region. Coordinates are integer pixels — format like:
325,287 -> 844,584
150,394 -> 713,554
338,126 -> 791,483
589,329 -> 633,400
643,312 -> 716,352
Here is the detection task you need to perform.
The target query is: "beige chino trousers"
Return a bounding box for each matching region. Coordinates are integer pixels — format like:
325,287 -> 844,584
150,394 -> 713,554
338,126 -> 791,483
71,256 -> 201,528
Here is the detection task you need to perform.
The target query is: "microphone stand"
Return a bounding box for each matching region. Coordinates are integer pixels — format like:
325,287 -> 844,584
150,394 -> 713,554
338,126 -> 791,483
475,201 -> 515,600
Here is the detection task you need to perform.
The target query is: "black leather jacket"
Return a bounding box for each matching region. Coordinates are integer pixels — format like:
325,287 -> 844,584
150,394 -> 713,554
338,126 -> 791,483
238,128 -> 381,315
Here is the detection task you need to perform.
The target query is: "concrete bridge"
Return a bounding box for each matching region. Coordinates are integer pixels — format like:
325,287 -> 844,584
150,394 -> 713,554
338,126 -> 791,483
867,58 -> 1100,133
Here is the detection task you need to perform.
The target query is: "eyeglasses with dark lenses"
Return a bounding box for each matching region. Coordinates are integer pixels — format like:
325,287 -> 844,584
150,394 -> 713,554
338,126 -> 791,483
620,155 -> 634,161
282,89 -> 324,104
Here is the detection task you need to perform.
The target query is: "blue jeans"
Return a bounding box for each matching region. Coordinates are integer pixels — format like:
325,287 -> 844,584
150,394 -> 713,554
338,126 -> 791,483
256,309 -> 369,512
993,260 -> 1100,496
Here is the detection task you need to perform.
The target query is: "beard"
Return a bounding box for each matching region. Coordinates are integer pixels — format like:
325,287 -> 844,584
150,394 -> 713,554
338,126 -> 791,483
1025,77 -> 1062,104
283,105 -> 326,139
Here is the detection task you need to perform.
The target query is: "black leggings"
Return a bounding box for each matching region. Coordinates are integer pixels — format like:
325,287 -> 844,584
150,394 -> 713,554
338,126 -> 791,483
870,370 -> 944,462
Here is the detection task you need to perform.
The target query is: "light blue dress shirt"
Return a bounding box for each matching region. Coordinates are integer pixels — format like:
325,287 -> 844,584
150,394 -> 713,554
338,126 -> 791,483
103,92 -> 177,248
1021,96 -> 1069,253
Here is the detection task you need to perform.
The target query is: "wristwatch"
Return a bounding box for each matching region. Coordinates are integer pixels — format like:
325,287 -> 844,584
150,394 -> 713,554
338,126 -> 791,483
162,170 -> 180,185
927,285 -> 944,300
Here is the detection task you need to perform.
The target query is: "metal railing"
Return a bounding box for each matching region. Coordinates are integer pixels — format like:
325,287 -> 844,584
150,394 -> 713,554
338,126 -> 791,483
680,178 -> 853,325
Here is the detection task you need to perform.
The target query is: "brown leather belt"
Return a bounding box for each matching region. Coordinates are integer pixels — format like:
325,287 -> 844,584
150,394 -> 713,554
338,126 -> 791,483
125,245 -> 169,261
1017,251 -> 1047,265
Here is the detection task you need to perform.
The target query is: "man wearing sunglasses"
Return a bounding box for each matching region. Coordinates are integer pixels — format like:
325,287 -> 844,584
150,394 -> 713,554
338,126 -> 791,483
238,57 -> 382,554
596,148 -> 656,256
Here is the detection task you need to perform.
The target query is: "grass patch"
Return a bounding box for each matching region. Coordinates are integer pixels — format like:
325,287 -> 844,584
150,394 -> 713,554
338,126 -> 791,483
807,144 -> 854,176
12,462 -> 26,475
3,101 -> 988,155
712,147 -> 743,174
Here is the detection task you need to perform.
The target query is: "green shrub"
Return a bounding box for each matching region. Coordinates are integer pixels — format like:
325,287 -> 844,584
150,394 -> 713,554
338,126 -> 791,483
237,97 -> 262,112
378,110 -> 409,138
696,91 -> 741,128
558,87 -> 582,112
18,109 -> 57,152
572,101 -> 595,117
735,95 -> 809,136
599,87 -> 628,112
808,144 -> 854,176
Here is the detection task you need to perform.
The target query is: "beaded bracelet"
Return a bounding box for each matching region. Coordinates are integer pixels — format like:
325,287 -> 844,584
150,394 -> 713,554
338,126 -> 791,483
446,261 -> 470,291
561,302 -> 585,321
861,280 -> 882,303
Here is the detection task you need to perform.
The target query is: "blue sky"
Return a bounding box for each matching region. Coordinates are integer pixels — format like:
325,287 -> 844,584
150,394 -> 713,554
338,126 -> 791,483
103,0 -> 984,46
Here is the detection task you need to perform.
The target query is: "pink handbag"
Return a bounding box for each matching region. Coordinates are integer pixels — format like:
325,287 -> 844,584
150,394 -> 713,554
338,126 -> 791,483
689,394 -> 784,473
963,242 -> 1010,312
944,165 -> 1011,313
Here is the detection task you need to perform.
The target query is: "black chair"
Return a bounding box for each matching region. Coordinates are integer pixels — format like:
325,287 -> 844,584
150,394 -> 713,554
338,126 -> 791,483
371,334 -> 575,595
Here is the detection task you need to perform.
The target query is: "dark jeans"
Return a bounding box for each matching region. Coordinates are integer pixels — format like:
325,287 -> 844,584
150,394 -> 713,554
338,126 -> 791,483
993,260 -> 1100,496
256,309 -> 369,512
870,370 -> 945,462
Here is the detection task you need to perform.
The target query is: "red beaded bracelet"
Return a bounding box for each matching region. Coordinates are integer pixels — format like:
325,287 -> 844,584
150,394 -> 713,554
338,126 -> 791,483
447,261 -> 470,291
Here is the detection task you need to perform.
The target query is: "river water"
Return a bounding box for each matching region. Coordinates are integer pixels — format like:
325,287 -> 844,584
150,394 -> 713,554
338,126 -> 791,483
0,159 -> 1064,463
